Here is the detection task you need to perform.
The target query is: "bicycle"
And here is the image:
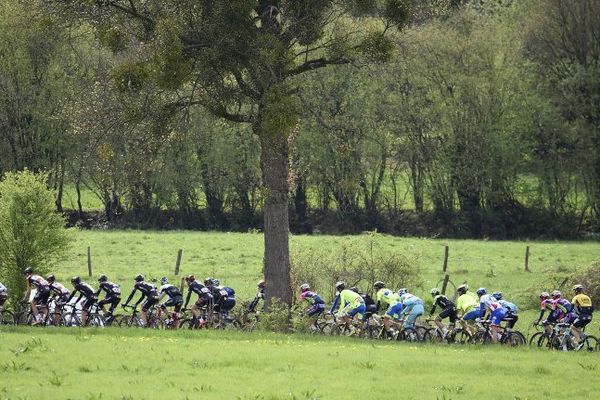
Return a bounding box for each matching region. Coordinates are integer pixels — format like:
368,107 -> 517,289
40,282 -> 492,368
422,318 -> 471,344
472,319 -> 525,346
551,323 -> 597,352
0,305 -> 14,325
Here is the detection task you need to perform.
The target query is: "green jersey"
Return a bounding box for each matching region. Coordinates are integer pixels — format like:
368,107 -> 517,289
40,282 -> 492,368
456,292 -> 478,313
337,289 -> 364,317
376,288 -> 400,307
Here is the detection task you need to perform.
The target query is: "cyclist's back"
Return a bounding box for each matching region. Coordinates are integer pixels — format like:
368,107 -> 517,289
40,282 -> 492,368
0,282 -> 7,308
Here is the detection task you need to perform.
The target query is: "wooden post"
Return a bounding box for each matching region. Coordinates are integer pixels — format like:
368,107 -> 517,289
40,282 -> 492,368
442,245 -> 449,272
441,274 -> 450,295
180,277 -> 185,294
524,246 -> 530,272
174,249 -> 183,275
87,246 -> 92,277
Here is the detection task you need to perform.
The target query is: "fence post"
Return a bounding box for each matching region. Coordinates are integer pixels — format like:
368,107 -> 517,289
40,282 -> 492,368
524,245 -> 530,272
174,249 -> 183,275
180,277 -> 185,294
87,246 -> 92,277
441,274 -> 450,295
442,245 -> 449,272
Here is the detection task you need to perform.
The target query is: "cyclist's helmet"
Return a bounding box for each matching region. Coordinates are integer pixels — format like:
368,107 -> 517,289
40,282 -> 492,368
456,284 -> 468,295
430,288 -> 440,297
551,290 -> 561,299
492,291 -> 503,300
257,279 -> 266,289
212,279 -> 220,287
186,274 -> 195,283
335,281 -> 345,291
539,291 -> 550,299
46,274 -> 56,283
71,276 -> 81,285
349,286 -> 360,293
98,274 -> 108,283
476,287 -> 487,297
204,277 -> 214,286
24,267 -> 33,275
373,281 -> 385,290
300,283 -> 310,292
160,277 -> 169,285
134,274 -> 144,282
573,284 -> 584,293
398,288 -> 408,296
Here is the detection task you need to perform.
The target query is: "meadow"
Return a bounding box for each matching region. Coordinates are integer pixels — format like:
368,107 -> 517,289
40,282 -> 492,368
1,327 -> 599,400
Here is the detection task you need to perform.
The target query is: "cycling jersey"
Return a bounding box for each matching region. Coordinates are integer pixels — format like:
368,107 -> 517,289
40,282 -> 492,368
0,282 -> 7,294
96,281 -> 121,298
456,292 -> 478,314
571,294 -> 593,316
49,282 -> 70,297
336,289 -> 365,318
247,288 -> 265,312
498,300 -> 518,314
28,275 -> 49,290
551,298 -> 570,316
124,281 -> 158,311
429,294 -> 455,315
159,284 -> 182,301
300,291 -> 324,305
376,289 -> 401,307
400,294 -> 424,328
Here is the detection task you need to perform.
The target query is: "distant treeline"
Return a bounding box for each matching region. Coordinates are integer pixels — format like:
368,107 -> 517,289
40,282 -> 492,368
1,0 -> 598,239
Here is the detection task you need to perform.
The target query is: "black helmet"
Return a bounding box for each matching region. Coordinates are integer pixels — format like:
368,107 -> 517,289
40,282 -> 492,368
24,267 -> 34,275
134,274 -> 144,282
430,288 -> 440,297
204,277 -> 214,286
373,281 -> 385,290
335,281 -> 345,291
349,286 -> 360,293
98,274 -> 108,283
185,274 -> 195,283
46,274 -> 56,283
456,284 -> 468,294
573,284 -> 584,293
71,276 -> 81,285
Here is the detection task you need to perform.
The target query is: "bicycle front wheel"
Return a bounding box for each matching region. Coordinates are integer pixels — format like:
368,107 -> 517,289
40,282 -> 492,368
1,310 -> 14,325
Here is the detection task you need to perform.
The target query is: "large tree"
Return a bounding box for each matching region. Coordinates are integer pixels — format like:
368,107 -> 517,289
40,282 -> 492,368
51,0 -> 410,305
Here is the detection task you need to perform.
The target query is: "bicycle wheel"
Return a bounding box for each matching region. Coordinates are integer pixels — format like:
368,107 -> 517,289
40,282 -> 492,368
576,335 -> 597,352
537,333 -> 553,349
397,327 -> 420,342
1,310 -> 14,325
528,331 -> 543,346
449,328 -> 471,344
551,335 -> 569,351
472,330 -> 492,345
89,315 -> 105,328
62,312 -> 80,327
502,332 -> 525,347
424,328 -> 443,343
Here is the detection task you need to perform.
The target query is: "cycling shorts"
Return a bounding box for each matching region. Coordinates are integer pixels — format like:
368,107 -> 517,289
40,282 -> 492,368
142,296 -> 158,312
307,303 -> 325,317
385,303 -> 403,319
346,303 -> 366,319
81,297 -> 96,311
438,306 -> 458,323
98,296 -> 121,312
33,288 -> 50,305
221,298 -> 236,313
161,296 -> 183,310
490,308 -> 506,326
0,293 -> 7,306
403,303 -> 424,328
462,309 -> 480,321
573,314 -> 592,329
547,310 -> 561,323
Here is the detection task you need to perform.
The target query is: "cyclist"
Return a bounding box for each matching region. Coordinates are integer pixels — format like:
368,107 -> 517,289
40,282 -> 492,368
428,288 -> 457,337
95,275 -> 121,317
569,284 -> 594,346
398,291 -> 424,329
47,275 -> 70,325
206,278 -> 236,320
158,277 -> 183,324
183,274 -> 213,322
122,274 -> 158,327
492,291 -> 519,329
247,279 -> 265,313
534,291 -> 557,335
299,284 -> 325,317
66,276 -> 97,326
350,286 -> 377,319
335,282 -> 366,326
374,281 -> 403,335
23,267 -> 51,325
456,284 -> 479,334
0,281 -> 7,311
476,288 -> 506,344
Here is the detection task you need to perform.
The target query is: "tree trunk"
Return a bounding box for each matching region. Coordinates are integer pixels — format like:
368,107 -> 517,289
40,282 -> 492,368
55,159 -> 65,212
257,127 -> 292,307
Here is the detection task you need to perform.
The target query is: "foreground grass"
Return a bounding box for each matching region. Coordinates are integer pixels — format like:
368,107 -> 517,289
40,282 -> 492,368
1,327 -> 598,400
60,230 -> 600,308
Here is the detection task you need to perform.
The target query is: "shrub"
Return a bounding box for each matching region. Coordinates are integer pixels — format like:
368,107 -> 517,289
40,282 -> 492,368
0,170 -> 71,305
571,262 -> 600,302
291,232 -> 422,302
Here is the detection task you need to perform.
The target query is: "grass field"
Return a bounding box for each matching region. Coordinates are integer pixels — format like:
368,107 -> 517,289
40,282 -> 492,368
1,327 -> 599,400
61,230 -> 600,306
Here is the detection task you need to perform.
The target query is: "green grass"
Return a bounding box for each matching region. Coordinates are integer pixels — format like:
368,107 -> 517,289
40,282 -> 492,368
1,327 -> 599,399
59,230 -> 600,307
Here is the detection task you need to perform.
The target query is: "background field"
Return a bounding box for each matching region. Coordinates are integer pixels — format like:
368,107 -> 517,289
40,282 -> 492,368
1,327 -> 599,400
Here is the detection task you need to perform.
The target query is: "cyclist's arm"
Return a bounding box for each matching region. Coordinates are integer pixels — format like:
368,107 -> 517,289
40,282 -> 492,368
22,279 -> 31,302
247,294 -> 259,312
134,292 -> 147,307
183,289 -> 192,309
66,289 -> 78,304
329,294 -> 340,314
429,303 -> 437,316
123,289 -> 137,306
